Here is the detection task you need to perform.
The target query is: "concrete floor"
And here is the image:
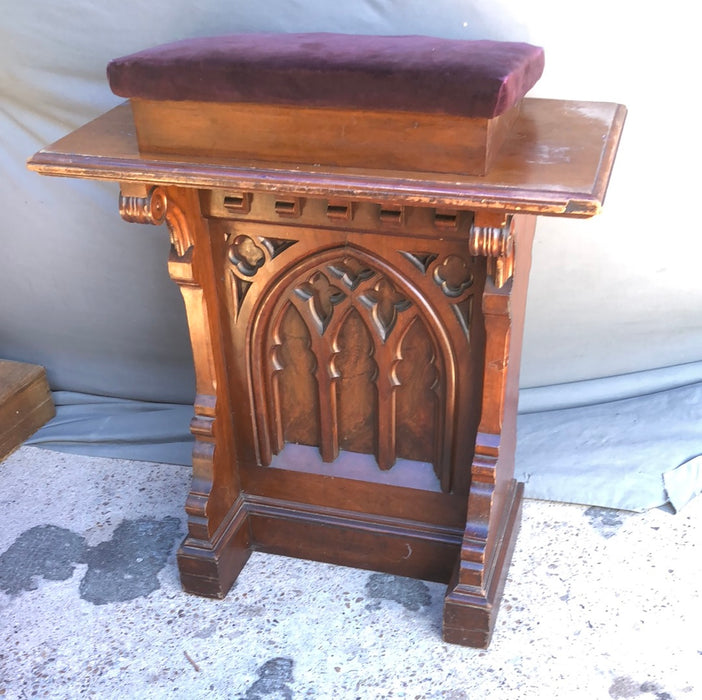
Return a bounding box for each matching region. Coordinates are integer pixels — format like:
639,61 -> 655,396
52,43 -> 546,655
1,446 -> 700,699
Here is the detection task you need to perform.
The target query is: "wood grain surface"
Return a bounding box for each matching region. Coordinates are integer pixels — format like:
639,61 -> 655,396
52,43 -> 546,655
28,98 -> 626,217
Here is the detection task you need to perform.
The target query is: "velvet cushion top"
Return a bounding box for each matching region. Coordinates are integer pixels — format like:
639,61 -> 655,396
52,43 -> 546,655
107,33 -> 544,119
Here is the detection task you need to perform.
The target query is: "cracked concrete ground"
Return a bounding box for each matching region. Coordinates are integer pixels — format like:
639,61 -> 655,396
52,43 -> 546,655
0,446 -> 700,699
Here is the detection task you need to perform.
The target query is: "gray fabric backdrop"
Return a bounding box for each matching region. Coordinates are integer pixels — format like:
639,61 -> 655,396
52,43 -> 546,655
3,1 -> 701,511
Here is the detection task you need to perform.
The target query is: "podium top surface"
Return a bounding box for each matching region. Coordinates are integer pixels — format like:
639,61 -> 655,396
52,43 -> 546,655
28,98 -> 626,218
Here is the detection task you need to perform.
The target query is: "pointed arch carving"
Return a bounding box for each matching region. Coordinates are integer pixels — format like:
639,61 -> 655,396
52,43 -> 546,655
271,302 -> 320,450
249,244 -> 459,492
333,307 -> 379,456
395,316 -> 446,489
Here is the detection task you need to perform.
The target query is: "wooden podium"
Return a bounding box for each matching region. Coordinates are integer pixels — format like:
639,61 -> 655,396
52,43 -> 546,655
29,94 -> 624,646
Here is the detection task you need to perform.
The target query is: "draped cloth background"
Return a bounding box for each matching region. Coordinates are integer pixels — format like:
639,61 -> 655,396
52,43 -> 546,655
3,1 -> 701,511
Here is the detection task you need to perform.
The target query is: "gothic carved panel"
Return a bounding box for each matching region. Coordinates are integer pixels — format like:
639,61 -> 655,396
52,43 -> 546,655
250,246 -> 462,492
292,257 -> 412,343
400,251 -> 439,274
327,257 -> 375,290
451,297 -> 473,340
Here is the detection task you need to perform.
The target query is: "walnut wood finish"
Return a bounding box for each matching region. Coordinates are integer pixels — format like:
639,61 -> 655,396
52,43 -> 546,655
28,97 -> 625,647
130,99 -> 521,176
28,99 -> 626,217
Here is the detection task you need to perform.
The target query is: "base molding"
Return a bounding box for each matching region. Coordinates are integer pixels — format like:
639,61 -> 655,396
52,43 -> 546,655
176,487 -> 523,647
177,493 -> 465,596
442,481 -> 524,647
177,496 -> 251,598
247,495 -> 463,583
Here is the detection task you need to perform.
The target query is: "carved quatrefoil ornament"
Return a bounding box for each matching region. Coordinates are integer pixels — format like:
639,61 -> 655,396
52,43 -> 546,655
227,235 -> 265,277
433,255 -> 474,297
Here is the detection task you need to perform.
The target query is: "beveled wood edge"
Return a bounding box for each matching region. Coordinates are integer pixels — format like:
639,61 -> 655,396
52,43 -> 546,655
26,97 -> 627,218
589,103 -> 628,209
26,147 -> 603,218
0,360 -> 47,403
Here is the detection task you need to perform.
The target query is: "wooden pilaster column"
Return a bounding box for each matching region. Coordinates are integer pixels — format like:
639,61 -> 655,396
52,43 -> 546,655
119,183 -> 252,597
443,211 -> 536,647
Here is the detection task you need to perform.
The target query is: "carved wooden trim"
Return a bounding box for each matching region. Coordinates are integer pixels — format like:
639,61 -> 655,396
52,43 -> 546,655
443,214 -> 536,646
249,244 -> 458,490
379,205 -> 405,225
164,197 -> 196,258
468,211 -> 514,288
119,184 -> 195,257
433,209 -> 459,230
223,192 -> 252,214
274,197 -> 304,218
120,185 -> 243,554
119,185 -> 167,225
326,199 -> 354,221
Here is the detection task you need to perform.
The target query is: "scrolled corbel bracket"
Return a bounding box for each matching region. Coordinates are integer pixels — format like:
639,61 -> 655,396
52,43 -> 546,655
119,183 -> 167,225
119,183 -> 193,257
468,211 -> 515,288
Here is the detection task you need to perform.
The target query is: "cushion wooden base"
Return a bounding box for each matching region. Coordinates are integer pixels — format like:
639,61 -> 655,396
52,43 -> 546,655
0,360 -> 55,460
131,99 -> 521,176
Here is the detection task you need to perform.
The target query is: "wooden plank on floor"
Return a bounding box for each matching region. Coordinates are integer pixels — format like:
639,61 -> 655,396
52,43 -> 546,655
0,359 -> 55,461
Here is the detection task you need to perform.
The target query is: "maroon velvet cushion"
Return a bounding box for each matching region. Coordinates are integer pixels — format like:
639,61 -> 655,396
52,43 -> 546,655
107,33 -> 544,119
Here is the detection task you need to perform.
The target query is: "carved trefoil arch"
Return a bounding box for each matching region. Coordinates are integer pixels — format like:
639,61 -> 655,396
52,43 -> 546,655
248,245 -> 472,493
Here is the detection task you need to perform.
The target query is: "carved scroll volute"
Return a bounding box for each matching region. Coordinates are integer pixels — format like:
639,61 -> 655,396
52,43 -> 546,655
119,183 -> 167,224
119,183 -> 194,257
468,211 -> 514,288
